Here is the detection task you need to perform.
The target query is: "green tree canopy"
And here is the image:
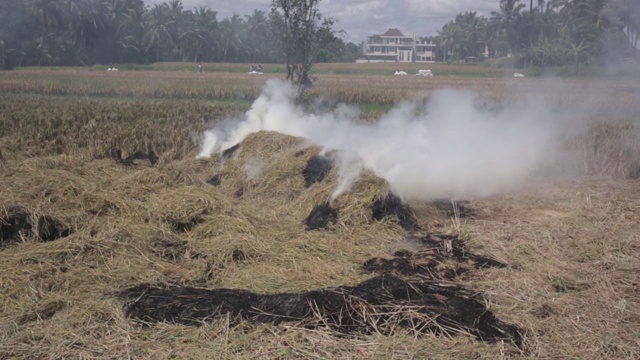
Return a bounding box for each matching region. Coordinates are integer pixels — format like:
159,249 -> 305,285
0,0 -> 358,69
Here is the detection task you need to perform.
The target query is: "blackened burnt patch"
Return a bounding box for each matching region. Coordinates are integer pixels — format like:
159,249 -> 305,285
1,210 -> 72,246
116,231 -> 521,346
305,203 -> 338,230
302,155 -> 333,187
0,210 -> 31,246
371,193 -> 420,231
112,149 -> 159,166
207,174 -> 221,186
116,274 -> 522,345
364,234 -> 507,279
221,144 -> 240,161
362,250 -> 448,279
425,234 -> 507,269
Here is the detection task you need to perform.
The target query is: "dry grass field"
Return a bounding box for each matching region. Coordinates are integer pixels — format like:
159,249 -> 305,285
1,63 -> 639,359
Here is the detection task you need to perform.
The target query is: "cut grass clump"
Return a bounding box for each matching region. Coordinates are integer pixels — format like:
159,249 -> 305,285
551,277 -> 591,293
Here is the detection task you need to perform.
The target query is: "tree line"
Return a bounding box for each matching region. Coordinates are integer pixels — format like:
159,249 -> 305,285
0,0 -> 362,69
434,0 -> 639,70
2,0 -> 638,71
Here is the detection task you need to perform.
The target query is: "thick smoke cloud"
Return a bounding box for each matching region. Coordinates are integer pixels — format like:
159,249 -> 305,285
198,79 -> 562,200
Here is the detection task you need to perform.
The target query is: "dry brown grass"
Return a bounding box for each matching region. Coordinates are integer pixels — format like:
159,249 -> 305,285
1,67 -> 639,359
465,179 -> 640,359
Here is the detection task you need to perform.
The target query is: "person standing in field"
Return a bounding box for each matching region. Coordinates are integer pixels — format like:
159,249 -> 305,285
198,63 -> 203,73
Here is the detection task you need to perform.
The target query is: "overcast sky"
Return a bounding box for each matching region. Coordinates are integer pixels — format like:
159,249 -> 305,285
146,0 -> 499,43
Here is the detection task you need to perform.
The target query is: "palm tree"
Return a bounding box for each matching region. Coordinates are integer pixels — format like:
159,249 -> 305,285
557,0 -> 606,43
70,0 -> 110,50
144,3 -> 176,62
479,20 -> 499,58
218,14 -> 246,62
530,0 -> 546,13
491,0 -> 525,53
458,12 -> 485,57
605,0 -> 640,50
567,38 -> 589,74
26,0 -> 64,38
438,22 -> 458,61
167,0 -> 183,19
244,9 -> 270,62
491,0 -> 525,25
179,5 -> 218,62
101,0 -> 146,63
20,38 -> 52,66
57,38 -> 88,65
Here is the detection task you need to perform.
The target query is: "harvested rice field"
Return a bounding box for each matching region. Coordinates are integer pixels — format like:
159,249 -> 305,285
1,64 -> 639,359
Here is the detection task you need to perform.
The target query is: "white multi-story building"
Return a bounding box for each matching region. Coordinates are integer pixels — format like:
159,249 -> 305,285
358,28 -> 436,63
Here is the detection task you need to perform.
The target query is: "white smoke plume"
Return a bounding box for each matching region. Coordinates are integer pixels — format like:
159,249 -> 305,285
243,157 -> 264,181
198,79 -> 563,200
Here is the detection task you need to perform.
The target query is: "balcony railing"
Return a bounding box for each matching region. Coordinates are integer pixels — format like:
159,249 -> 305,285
366,52 -> 397,56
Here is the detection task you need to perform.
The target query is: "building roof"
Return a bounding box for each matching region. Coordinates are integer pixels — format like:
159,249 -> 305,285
382,28 -> 403,37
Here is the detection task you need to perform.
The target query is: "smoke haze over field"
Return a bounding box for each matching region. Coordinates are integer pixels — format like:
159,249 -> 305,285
198,79 -> 565,200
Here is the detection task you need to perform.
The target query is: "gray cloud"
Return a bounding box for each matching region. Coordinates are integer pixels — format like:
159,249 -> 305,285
405,0 -> 496,16
146,0 -> 500,42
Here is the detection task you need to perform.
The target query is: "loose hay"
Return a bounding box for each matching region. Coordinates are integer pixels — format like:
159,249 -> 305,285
3,82 -> 640,359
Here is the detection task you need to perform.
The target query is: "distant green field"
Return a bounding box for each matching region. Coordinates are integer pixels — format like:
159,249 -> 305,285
16,61 -> 521,77
14,59 -> 638,80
